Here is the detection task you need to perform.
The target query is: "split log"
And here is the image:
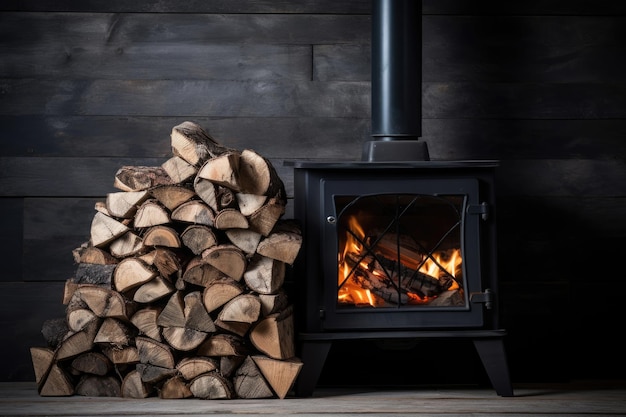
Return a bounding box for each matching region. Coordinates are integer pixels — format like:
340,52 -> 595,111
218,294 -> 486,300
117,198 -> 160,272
180,224 -> 217,255
189,372 -> 234,399
56,320 -> 100,361
256,230 -> 302,265
150,184 -> 195,211
73,245 -> 118,265
72,286 -> 134,319
90,212 -> 129,247
70,352 -> 112,376
39,363 -> 75,396
252,355 -> 303,399
202,244 -> 247,281
247,198 -> 286,236
72,263 -> 116,287
133,200 -> 170,228
94,317 -> 137,347
197,152 -> 241,191
171,200 -> 215,226
113,166 -> 172,192
238,149 -> 286,200
213,208 -> 248,230
136,363 -> 177,384
202,277 -> 245,313
133,276 -> 175,303
217,294 -> 261,324
101,345 -> 139,365
75,375 -> 121,397
249,307 -> 295,360
243,254 -> 285,295
160,376 -> 193,399
130,307 -> 163,342
259,291 -> 290,316
161,155 -> 197,184
121,369 -> 152,398
193,177 -> 219,211
113,258 -> 158,293
232,356 -> 273,399
235,193 -> 267,216
30,347 -> 55,387
170,120 -> 230,167
139,247 -> 186,280
135,336 -> 175,368
176,357 -> 218,380
225,229 -> 262,256
142,225 -> 181,248
182,257 -> 223,287
196,334 -> 246,357
109,232 -> 145,258
41,318 -> 70,348
106,190 -> 150,218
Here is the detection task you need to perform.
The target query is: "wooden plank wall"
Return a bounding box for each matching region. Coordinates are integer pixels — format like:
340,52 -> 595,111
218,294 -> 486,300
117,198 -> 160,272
1,0 -> 625,384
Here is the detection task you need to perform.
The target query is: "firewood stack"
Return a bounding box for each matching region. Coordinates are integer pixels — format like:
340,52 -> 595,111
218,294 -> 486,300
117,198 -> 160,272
30,121 -> 304,400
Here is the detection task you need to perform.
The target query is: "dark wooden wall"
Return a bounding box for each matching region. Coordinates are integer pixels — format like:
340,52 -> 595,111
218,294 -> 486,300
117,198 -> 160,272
1,0 -> 625,385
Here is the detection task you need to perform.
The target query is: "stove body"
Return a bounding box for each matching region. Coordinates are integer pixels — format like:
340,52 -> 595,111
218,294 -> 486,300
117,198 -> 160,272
292,161 -> 513,396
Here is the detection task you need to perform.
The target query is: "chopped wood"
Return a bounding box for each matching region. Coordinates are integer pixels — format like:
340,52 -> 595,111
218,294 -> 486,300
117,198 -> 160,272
197,152 -> 241,191
133,276 -> 175,303
252,355 -> 303,399
90,212 -> 129,247
30,347 -> 55,387
180,224 -> 217,255
106,190 -> 150,218
71,352 -> 113,376
202,244 -> 247,281
31,121 -> 302,400
233,356 -> 273,399
225,228 -> 262,254
235,193 -> 267,216
171,200 -> 215,226
142,225 -> 181,248
150,184 -> 196,211
101,345 -> 139,365
189,372 -> 234,399
73,246 -> 118,265
121,369 -> 152,398
113,258 -> 157,293
217,294 -> 261,324
249,308 -> 295,360
247,199 -> 286,236
136,363 -> 177,384
94,318 -> 137,347
109,231 -> 145,258
181,257 -> 223,287
113,165 -> 172,192
202,277 -> 245,313
196,334 -> 246,357
243,254 -> 285,295
130,307 -> 163,342
161,155 -> 197,184
213,208 -> 249,230
256,230 -> 302,265
159,375 -> 193,399
39,364 -> 75,396
193,177 -> 219,211
133,200 -> 170,228
56,320 -> 99,361
75,375 -> 121,397
170,120 -> 228,167
135,336 -> 175,368
176,357 -> 218,380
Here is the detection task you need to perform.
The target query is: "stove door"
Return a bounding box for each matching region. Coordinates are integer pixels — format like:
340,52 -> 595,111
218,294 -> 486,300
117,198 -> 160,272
320,175 -> 485,330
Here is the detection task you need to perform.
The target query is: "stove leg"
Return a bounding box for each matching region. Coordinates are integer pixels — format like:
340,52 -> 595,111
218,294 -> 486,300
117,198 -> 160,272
473,338 -> 514,397
294,341 -> 332,397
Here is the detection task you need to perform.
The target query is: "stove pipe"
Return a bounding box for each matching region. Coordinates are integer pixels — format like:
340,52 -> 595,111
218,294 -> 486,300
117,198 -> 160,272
362,0 -> 429,161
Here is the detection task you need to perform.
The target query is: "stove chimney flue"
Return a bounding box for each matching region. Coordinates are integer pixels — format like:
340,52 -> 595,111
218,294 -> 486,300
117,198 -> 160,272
363,0 -> 429,162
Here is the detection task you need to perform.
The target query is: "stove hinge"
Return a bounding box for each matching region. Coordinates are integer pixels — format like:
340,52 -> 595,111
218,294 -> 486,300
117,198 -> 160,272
467,202 -> 490,221
470,288 -> 494,309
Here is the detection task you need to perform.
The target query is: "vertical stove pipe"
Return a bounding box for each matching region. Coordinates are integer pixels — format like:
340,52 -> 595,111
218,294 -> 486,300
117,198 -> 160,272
362,0 -> 429,161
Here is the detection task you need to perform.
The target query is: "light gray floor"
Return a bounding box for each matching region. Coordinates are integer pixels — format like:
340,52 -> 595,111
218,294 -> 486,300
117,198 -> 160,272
1,381 -> 625,416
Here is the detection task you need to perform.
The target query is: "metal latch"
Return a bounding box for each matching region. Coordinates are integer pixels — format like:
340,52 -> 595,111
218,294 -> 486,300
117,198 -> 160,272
470,288 -> 493,309
467,202 -> 489,221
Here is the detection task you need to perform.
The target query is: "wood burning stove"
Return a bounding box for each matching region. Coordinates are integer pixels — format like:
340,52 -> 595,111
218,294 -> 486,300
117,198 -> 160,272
289,0 -> 513,397
291,161 -> 512,397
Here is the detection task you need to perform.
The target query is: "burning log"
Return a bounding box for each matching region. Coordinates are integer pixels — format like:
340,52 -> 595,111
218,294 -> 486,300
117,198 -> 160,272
30,121 -> 303,400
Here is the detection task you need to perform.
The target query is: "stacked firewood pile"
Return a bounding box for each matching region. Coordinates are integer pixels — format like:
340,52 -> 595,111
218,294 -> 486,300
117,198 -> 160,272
29,121 -> 303,400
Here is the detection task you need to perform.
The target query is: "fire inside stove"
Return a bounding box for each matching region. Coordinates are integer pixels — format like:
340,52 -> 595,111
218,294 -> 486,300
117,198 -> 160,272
335,194 -> 467,309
